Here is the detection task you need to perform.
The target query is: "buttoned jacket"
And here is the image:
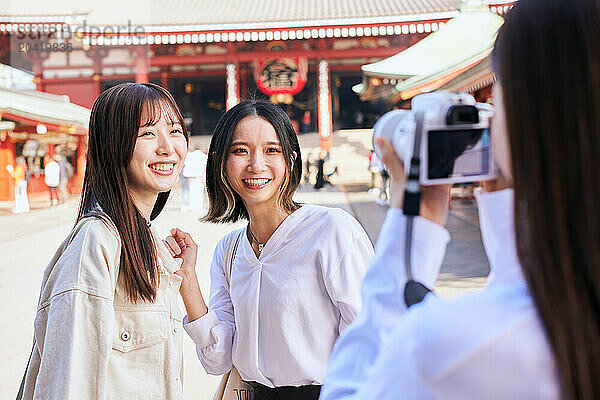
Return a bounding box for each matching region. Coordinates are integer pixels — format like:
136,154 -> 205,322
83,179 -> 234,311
23,216 -> 185,400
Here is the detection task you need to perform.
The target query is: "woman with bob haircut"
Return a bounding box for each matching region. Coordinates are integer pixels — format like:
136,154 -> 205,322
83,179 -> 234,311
320,0 -> 600,399
21,82 -> 189,399
164,99 -> 373,399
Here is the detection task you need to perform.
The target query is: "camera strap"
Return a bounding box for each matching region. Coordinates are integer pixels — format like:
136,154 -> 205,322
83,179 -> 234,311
403,111 -> 433,307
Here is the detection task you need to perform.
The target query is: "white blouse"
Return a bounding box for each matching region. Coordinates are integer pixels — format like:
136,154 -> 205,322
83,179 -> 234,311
184,204 -> 374,388
321,189 -> 560,399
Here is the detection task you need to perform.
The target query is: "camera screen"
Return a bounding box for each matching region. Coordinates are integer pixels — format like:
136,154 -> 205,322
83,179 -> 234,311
427,128 -> 491,180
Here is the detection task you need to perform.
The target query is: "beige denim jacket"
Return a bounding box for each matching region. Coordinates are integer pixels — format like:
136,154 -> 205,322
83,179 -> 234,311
23,216 -> 185,400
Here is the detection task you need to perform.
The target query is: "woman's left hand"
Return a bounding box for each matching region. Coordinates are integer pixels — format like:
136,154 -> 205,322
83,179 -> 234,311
377,137 -> 450,226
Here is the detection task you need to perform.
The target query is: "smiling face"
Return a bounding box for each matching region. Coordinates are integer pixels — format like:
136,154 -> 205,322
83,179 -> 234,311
127,103 -> 188,204
225,116 -> 291,211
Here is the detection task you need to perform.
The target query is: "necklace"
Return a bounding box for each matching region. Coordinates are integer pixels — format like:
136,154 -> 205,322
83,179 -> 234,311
247,225 -> 265,253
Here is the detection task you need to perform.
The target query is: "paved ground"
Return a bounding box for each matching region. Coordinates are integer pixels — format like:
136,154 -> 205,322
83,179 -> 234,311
0,130 -> 489,399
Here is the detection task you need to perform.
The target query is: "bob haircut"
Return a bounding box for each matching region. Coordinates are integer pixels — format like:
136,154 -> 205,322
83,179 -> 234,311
204,100 -> 302,223
77,82 -> 188,303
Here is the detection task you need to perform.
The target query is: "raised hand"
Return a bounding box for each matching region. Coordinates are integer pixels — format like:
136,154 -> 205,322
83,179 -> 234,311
376,137 -> 450,226
163,228 -> 208,320
164,228 -> 198,279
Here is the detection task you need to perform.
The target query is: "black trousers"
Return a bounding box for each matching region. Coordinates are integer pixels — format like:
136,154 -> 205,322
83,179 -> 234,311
246,381 -> 321,400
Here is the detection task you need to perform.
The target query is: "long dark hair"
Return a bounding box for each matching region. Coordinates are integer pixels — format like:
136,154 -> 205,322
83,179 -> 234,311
493,0 -> 600,397
203,100 -> 302,223
77,83 -> 188,303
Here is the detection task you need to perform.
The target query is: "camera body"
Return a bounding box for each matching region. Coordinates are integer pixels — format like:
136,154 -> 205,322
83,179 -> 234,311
373,92 -> 496,185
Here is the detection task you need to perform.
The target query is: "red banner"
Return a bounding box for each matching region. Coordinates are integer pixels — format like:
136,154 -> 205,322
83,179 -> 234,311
254,58 -> 308,96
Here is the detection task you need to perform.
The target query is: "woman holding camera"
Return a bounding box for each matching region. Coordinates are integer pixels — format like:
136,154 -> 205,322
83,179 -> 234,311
22,83 -> 189,399
164,100 -> 373,400
321,0 -> 599,398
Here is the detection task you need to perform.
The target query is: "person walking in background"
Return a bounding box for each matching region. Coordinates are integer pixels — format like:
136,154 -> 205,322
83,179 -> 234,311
5,156 -> 30,213
179,165 -> 191,212
58,154 -> 74,201
303,150 -> 313,184
164,100 -> 373,400
181,145 -> 208,212
375,166 -> 389,207
367,149 -> 388,204
44,155 -> 60,206
301,110 -> 311,134
314,150 -> 330,189
367,150 -> 380,195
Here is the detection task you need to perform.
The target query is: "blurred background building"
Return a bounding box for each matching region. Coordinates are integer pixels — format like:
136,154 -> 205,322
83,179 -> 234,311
0,0 -> 514,201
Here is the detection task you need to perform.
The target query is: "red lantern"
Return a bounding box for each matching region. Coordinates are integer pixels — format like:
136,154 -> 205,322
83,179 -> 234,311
254,58 -> 308,96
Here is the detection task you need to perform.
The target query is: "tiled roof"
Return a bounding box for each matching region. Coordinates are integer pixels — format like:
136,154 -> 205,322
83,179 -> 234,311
0,0 -> 509,29
363,9 -> 502,77
438,56 -> 495,93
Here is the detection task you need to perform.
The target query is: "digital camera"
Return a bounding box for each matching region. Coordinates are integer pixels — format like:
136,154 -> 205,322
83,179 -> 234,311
373,92 -> 496,185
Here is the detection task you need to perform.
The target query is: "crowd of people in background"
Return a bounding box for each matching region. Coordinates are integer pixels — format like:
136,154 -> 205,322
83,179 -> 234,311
5,153 -> 74,213
5,156 -> 29,213
43,154 -> 74,207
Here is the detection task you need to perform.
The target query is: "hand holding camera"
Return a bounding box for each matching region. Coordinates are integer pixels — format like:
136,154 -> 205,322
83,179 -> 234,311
373,92 -> 496,226
376,136 -> 450,226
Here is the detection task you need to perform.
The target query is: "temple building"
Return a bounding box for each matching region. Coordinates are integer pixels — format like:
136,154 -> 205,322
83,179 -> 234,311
1,0 -> 513,151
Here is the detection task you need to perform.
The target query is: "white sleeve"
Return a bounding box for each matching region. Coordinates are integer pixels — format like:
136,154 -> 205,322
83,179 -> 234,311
349,312 -> 436,400
320,209 -> 449,400
324,229 -> 374,333
183,237 -> 235,375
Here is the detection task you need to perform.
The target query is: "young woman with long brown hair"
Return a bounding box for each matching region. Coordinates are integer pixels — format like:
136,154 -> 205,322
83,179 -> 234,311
321,0 -> 599,398
21,82 -> 189,399
164,100 -> 373,400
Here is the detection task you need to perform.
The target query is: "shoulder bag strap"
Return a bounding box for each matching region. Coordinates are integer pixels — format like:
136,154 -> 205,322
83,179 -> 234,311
213,229 -> 245,400
223,229 -> 243,287
15,347 -> 33,400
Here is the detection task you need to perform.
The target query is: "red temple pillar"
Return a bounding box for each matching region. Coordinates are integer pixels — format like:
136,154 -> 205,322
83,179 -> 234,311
160,69 -> 170,89
32,58 -> 44,91
86,47 -> 107,97
226,62 -> 240,110
135,46 -> 149,83
0,137 -> 16,201
240,67 -> 249,102
317,59 -> 333,151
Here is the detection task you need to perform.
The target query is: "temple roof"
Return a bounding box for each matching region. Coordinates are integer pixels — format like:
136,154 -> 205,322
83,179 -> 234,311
0,87 -> 90,129
0,0 -> 514,30
358,6 -> 502,101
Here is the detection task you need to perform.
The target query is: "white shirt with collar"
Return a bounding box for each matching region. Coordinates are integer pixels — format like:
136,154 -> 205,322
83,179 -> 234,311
321,189 -> 561,400
183,204 -> 374,388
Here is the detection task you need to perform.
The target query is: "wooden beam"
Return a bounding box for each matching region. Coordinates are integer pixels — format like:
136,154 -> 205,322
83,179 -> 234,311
149,46 -> 408,66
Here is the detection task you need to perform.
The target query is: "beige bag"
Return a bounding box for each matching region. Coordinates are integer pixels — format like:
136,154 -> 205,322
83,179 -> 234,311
213,229 -> 254,400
